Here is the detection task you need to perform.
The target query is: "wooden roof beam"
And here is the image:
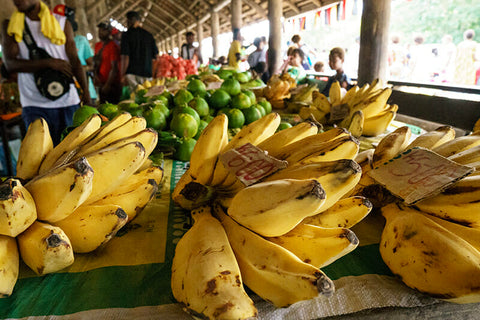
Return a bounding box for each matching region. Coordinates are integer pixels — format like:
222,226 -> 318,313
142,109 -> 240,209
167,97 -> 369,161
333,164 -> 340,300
285,0 -> 300,14
147,0 -> 186,29
243,0 -> 267,19
97,0 -> 129,22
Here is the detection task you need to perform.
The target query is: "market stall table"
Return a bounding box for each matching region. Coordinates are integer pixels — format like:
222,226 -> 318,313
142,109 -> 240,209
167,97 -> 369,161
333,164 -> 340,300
1,159 -> 479,319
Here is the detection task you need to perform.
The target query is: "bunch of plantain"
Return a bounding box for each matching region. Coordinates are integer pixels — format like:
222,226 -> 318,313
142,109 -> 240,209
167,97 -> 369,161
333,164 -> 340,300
171,113 -> 374,318
285,83 -> 319,113
0,113 -> 163,297
299,79 -> 397,137
262,73 -> 297,109
351,125 -> 480,303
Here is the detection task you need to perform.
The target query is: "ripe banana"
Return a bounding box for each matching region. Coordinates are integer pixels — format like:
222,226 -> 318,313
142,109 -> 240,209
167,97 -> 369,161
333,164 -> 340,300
54,204 -> 127,253
298,105 -> 328,123
189,114 -> 229,185
25,157 -> 94,223
312,90 -> 332,113
227,179 -> 326,237
414,197 -> 480,229
406,125 -> 455,150
362,110 -> 396,137
329,81 -> 342,106
0,178 -> 37,237
448,144 -> 480,165
380,203 -> 480,303
114,165 -> 164,193
0,235 -> 19,297
16,118 -> 53,180
171,206 -> 257,319
354,87 -> 392,119
267,223 -> 358,268
38,114 -> 101,175
432,133 -> 480,157
216,204 -> 335,307
372,126 -> 411,168
303,196 -> 372,228
257,121 -> 318,158
17,221 -> 74,275
347,110 -> 364,138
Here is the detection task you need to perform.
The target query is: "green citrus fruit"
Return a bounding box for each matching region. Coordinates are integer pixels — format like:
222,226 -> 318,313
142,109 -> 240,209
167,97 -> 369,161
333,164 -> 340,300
143,107 -> 167,131
277,121 -> 293,131
235,72 -> 250,83
242,106 -> 262,124
188,97 -> 210,117
72,105 -> 100,127
194,120 -> 209,140
254,104 -> 266,117
242,90 -> 256,105
227,108 -> 245,129
98,103 -> 119,120
217,69 -> 234,80
170,113 -> 199,138
203,115 -> 214,123
172,105 -> 200,126
161,91 -> 174,107
186,79 -> 207,97
258,98 -> 272,114
173,137 -> 197,162
135,89 -> 149,104
126,103 -> 143,117
231,92 -> 252,110
174,89 -> 194,107
221,78 -> 241,96
153,101 -> 170,117
209,89 -> 231,109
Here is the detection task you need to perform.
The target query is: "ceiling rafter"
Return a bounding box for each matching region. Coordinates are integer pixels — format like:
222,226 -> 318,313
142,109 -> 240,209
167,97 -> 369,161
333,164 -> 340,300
242,0 -> 267,19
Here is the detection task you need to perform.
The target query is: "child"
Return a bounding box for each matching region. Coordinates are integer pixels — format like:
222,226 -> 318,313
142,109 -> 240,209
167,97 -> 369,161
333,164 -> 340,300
314,61 -> 325,73
322,47 -> 351,96
281,48 -> 306,83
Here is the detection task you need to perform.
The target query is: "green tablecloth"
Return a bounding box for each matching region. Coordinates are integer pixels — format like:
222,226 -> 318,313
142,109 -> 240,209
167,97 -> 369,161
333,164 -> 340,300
0,160 -> 474,319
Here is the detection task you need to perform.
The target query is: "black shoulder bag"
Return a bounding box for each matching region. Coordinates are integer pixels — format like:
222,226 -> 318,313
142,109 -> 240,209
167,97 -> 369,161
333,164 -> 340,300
23,21 -> 72,100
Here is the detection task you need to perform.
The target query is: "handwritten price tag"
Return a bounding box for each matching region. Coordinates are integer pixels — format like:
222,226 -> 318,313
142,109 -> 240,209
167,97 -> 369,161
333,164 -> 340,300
368,147 -> 474,204
220,143 -> 288,186
144,85 -> 165,97
206,81 -> 223,90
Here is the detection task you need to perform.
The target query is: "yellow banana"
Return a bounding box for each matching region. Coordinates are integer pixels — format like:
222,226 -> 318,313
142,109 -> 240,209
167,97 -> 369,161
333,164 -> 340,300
372,126 -> 411,168
406,125 -> 456,150
0,178 -> 37,237
267,223 -> 358,268
432,134 -> 480,157
380,203 -> 480,303
414,198 -> 480,229
171,206 -> 257,319
54,204 -> 127,253
448,144 -> 480,165
298,106 -> 328,123
355,87 -> 392,119
329,81 -> 342,106
341,85 -> 359,106
362,110 -> 395,137
0,235 -> 19,297
311,91 -> 332,113
303,196 -> 372,228
114,165 -> 163,193
16,118 -> 53,180
347,110 -> 364,138
227,179 -> 326,237
38,114 -> 101,175
172,169 -> 216,210
17,221 -> 74,275
25,157 -> 93,223
216,204 -> 335,307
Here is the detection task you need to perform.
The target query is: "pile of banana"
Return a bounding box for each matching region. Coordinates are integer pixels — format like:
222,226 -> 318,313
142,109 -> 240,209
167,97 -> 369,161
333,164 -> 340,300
171,113 -> 374,318
261,73 -> 297,109
353,125 -> 480,303
0,113 -> 163,297
299,79 -> 397,137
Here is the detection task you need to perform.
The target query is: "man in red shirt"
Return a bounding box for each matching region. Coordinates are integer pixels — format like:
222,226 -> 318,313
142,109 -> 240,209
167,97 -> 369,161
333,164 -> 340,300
94,21 -> 121,104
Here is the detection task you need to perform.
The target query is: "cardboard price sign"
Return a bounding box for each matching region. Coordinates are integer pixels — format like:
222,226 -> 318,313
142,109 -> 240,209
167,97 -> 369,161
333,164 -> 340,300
220,143 -> 287,186
144,85 -> 165,97
206,81 -> 223,90
368,147 -> 474,204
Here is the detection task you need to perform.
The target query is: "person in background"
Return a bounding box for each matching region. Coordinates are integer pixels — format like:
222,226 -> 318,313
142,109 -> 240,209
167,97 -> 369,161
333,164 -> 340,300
388,33 -> 408,80
228,28 -> 243,70
289,34 -> 313,70
454,29 -> 478,85
180,31 -> 202,66
322,47 -> 351,96
281,48 -> 306,83
120,11 -> 158,92
314,61 -> 324,73
53,5 -> 98,104
2,0 -> 91,145
247,37 -> 266,71
111,27 -> 121,46
94,21 -> 121,104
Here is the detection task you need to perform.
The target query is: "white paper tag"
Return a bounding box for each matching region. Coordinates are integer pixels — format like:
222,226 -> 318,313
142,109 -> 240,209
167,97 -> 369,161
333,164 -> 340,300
144,85 -> 165,97
368,147 -> 474,204
220,143 -> 288,186
206,81 -> 223,90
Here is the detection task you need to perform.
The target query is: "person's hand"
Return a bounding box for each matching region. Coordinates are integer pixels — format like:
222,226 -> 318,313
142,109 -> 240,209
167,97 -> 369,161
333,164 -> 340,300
48,59 -> 73,78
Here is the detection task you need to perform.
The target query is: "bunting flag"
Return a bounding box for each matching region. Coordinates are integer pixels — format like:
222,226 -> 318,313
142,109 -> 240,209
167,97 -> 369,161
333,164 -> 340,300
325,7 -> 331,25
314,10 -> 322,27
300,16 -> 306,30
330,5 -> 337,25
342,0 -> 347,20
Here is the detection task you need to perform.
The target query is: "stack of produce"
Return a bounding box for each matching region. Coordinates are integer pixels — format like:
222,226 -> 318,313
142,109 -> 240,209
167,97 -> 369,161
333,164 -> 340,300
298,79 -> 397,137
170,113 -> 374,318
352,125 -> 480,302
259,73 -> 297,109
155,54 -> 197,80
0,113 -> 163,297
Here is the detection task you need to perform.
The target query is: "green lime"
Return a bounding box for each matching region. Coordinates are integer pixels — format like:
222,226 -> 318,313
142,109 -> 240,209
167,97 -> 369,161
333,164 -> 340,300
221,78 -> 241,96
216,69 -> 234,80
170,113 -> 198,138
143,107 -> 167,131
174,89 -> 194,107
135,89 -> 149,104
258,98 -> 272,114
173,137 -> 197,162
217,107 -> 230,116
254,104 -> 266,117
202,114 -> 214,123
153,101 -> 170,117
98,103 -> 119,120
186,79 -> 207,97
242,90 -> 256,105
227,108 -> 245,129
277,121 -> 293,131
126,103 -> 143,117
231,92 -> 252,110
161,91 -> 174,107
235,72 -> 250,83
150,95 -> 169,107
242,106 -> 262,124
72,105 -> 100,127
172,105 -> 200,126
188,97 -> 210,117
209,89 -> 231,109
194,120 -> 209,140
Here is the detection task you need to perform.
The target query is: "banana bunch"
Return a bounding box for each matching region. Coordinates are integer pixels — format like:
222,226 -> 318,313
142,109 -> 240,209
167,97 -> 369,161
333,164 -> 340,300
200,73 -> 222,83
0,113 -> 163,297
299,79 -> 397,137
350,124 -> 480,302
171,113 -> 373,317
262,73 -> 296,109
285,84 -> 319,113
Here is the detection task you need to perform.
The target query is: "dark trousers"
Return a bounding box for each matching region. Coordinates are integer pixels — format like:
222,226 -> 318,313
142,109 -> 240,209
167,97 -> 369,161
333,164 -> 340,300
22,104 -> 80,146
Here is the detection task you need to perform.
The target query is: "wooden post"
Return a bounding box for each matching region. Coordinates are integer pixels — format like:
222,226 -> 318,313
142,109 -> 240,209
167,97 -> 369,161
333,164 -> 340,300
357,0 -> 391,85
211,10 -> 220,59
268,0 -> 282,77
197,21 -> 204,64
231,0 -> 242,31
178,32 -> 183,56
171,36 -> 176,55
